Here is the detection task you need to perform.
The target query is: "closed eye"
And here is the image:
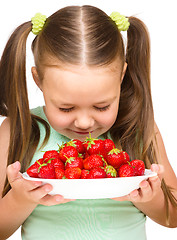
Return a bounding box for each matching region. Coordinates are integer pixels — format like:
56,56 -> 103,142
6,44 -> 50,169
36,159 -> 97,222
59,107 -> 75,112
59,105 -> 110,113
94,105 -> 110,112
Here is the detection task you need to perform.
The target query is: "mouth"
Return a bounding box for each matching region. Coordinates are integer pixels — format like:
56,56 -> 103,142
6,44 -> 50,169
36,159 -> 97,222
72,130 -> 93,135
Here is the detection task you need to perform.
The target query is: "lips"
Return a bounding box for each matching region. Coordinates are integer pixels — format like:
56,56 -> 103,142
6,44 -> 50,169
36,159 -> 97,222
72,130 -> 93,135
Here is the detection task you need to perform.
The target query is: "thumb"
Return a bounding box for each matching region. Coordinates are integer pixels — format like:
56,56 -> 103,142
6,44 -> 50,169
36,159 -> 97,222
150,164 -> 164,180
7,161 -> 22,184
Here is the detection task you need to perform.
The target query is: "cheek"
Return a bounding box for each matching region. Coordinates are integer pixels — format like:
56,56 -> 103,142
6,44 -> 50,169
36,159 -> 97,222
104,113 -> 117,126
97,109 -> 118,127
106,104 -> 119,126
52,116 -> 71,128
45,108 -> 73,129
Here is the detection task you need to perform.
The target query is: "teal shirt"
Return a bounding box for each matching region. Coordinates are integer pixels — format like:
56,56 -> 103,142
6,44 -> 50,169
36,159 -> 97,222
22,106 -> 146,240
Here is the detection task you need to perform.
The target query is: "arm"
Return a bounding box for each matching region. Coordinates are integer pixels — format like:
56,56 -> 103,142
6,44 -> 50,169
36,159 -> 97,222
112,122 -> 177,227
0,119 -> 73,239
133,123 -> 177,227
0,119 -> 38,239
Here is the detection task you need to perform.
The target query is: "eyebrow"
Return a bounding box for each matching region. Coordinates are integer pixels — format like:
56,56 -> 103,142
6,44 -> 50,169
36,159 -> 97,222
56,96 -> 117,106
95,96 -> 117,104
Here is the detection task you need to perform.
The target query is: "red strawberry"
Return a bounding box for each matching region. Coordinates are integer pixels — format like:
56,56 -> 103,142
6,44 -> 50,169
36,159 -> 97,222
38,160 -> 56,179
107,148 -> 128,169
88,167 -> 106,179
43,150 -> 65,169
84,152 -> 90,159
27,158 -> 44,178
130,159 -> 145,176
83,154 -> 105,170
43,150 -> 59,161
59,146 -> 78,163
65,167 -> 81,179
104,139 -> 116,153
121,151 -> 130,162
52,156 -> 65,170
81,169 -> 90,179
55,168 -> 65,179
83,135 -> 105,156
67,139 -> 85,154
65,156 -> 84,169
104,165 -> 117,178
118,164 -> 134,177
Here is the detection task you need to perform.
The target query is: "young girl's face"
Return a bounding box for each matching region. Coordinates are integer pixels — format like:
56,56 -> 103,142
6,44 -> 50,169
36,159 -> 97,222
33,61 -> 125,141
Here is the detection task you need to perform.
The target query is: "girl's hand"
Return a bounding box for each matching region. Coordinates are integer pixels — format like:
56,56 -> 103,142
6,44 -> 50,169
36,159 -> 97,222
111,164 -> 164,203
7,161 -> 75,206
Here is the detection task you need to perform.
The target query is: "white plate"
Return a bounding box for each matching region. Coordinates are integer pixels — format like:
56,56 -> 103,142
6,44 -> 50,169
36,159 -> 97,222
22,169 -> 157,199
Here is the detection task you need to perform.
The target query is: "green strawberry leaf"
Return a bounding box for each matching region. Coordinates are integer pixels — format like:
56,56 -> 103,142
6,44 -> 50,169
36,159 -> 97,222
37,160 -> 47,173
84,132 -> 96,150
65,157 -> 75,165
67,140 -> 76,148
108,148 -> 121,155
57,141 -> 66,152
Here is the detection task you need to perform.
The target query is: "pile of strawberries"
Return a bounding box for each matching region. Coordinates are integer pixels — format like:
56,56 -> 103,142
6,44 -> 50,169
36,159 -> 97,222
27,136 -> 145,179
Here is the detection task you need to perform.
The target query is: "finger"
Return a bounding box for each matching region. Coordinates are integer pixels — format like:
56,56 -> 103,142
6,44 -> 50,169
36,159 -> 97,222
129,180 -> 153,202
30,183 -> 56,201
39,194 -> 75,206
138,180 -> 152,200
111,195 -> 130,201
62,199 -> 76,203
7,162 -> 43,191
129,189 -> 141,202
24,179 -> 43,191
151,164 -> 164,180
7,161 -> 22,184
148,175 -> 161,194
39,194 -> 64,206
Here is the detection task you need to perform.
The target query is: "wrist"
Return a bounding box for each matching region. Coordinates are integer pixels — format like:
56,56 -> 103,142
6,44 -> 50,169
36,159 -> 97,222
133,187 -> 167,225
0,190 -> 37,239
9,188 -> 38,211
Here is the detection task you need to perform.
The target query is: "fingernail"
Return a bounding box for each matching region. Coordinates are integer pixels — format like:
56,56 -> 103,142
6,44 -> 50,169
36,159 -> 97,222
34,181 -> 42,187
131,190 -> 138,197
45,186 -> 52,192
56,196 -> 63,202
152,164 -> 159,172
140,181 -> 148,188
12,161 -> 20,169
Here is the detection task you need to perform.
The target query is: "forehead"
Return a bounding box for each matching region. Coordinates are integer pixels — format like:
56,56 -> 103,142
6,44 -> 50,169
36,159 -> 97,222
42,62 -> 122,104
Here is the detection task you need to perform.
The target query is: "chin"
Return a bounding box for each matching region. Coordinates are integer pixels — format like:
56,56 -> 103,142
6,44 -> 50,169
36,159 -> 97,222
60,130 -> 89,141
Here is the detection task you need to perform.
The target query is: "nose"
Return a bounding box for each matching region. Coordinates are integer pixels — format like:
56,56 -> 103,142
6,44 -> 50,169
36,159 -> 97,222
74,112 -> 94,130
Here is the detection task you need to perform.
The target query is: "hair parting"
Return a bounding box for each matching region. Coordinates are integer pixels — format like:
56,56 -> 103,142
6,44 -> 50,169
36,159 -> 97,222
0,5 -> 176,223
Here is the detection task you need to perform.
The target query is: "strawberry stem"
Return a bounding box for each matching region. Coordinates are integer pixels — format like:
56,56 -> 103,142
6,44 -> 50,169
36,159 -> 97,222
37,160 -> 47,173
84,133 -> 96,150
99,154 -> 108,166
57,141 -> 65,152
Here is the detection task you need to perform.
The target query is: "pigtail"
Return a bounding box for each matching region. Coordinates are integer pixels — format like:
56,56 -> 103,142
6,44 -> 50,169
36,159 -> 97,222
0,21 -> 32,163
110,17 -> 153,163
111,16 -> 177,225
127,17 -> 155,163
0,22 -> 50,197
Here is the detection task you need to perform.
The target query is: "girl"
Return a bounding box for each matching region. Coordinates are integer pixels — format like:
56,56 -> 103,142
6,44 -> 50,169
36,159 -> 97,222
0,5 -> 177,240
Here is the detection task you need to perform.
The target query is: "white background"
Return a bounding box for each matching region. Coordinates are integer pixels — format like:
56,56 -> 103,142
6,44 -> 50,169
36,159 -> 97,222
0,0 -> 176,239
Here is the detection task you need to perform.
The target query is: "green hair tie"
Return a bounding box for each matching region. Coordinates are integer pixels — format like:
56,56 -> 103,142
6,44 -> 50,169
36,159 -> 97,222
110,12 -> 130,31
31,13 -> 47,35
